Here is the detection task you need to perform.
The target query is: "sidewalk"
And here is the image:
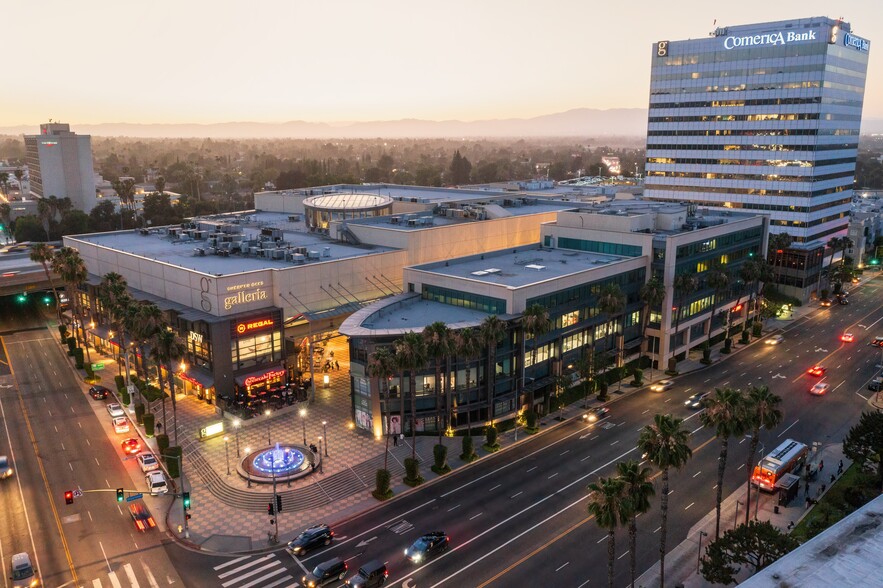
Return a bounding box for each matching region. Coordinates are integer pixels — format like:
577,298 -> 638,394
636,443 -> 852,588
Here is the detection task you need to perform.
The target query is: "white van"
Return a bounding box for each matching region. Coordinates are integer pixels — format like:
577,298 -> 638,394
10,552 -> 37,588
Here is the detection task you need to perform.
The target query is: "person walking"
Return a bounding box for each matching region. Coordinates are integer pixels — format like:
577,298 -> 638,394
819,460 -> 824,473
393,433 -> 398,447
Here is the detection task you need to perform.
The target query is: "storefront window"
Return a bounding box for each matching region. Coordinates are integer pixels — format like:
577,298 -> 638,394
232,332 -> 282,369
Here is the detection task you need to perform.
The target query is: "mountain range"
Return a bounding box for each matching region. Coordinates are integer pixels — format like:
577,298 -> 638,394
2,108 -> 882,138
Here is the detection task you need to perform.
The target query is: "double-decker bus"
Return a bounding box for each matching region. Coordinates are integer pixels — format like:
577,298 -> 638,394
751,439 -> 808,492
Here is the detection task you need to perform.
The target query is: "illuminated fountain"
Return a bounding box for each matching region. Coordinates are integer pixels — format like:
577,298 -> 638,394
238,442 -> 316,483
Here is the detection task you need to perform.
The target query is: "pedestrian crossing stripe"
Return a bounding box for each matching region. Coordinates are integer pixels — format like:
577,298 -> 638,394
213,553 -> 297,588
388,520 -> 414,534
89,562 -> 160,588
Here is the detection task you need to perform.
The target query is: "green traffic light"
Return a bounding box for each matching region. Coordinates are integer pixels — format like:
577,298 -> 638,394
182,491 -> 191,510
116,488 -> 124,502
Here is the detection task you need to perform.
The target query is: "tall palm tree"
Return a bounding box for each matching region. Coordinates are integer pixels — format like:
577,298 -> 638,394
98,272 -> 136,385
112,177 -> 137,218
703,261 -> 730,346
52,247 -> 92,364
617,460 -> 655,588
768,232 -> 793,283
367,346 -> 397,471
743,384 -> 783,525
37,198 -> 54,241
598,283 -> 626,369
423,321 -> 451,446
30,243 -> 61,321
521,304 -> 551,409
479,315 -> 507,422
0,203 -> 11,235
638,414 -> 693,588
394,331 -> 426,461
672,273 -> 698,357
587,475 -> 630,588
639,278 -> 666,371
454,327 -> 481,432
0,171 -> 8,196
152,326 -> 187,445
14,168 -> 25,196
700,387 -> 748,539
753,259 -> 775,325
135,302 -> 165,384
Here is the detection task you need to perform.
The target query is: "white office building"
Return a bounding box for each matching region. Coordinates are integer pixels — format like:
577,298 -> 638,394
24,123 -> 97,212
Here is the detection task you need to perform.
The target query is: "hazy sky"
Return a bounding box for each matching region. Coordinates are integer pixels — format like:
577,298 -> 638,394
5,0 -> 880,126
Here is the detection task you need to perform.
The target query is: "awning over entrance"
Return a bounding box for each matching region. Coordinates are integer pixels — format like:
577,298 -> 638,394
234,365 -> 286,387
87,324 -> 113,340
179,366 -> 215,389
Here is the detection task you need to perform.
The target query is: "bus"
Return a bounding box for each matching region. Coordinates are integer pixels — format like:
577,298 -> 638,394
751,439 -> 808,492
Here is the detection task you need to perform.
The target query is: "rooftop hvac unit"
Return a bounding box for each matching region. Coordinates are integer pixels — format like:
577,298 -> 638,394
307,250 -> 320,259
139,228 -> 150,236
322,246 -> 331,257
249,246 -> 260,256
294,246 -> 308,255
207,247 -> 218,255
207,237 -> 217,247
290,253 -> 305,264
390,216 -> 400,224
261,248 -> 276,258
179,234 -> 192,242
407,219 -> 418,226
168,228 -> 181,237
272,249 -> 285,260
193,248 -> 206,256
193,231 -> 207,240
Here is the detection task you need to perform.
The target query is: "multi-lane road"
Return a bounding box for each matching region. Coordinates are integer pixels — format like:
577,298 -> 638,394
1,275 -> 881,588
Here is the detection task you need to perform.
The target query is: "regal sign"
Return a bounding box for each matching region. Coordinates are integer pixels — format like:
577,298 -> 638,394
244,369 -> 286,387
235,317 -> 274,335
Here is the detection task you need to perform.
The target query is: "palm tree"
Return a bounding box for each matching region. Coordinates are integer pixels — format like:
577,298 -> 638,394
112,177 -> 137,219
135,302 -> 165,384
638,414 -> 693,588
587,475 -> 630,588
151,326 -> 186,440
768,232 -> 793,283
37,198 -> 54,241
98,272 -> 136,385
479,315 -> 507,422
0,203 -> 11,235
704,261 -> 730,346
598,283 -> 627,370
0,171 -> 8,196
753,259 -> 775,325
672,273 -> 698,357
30,243 -> 61,321
394,332 -> 426,462
423,321 -> 451,446
367,346 -> 397,472
14,168 -> 24,195
521,304 -> 551,409
454,327 -> 481,431
52,247 -> 92,364
639,278 -> 666,372
617,460 -> 655,588
700,387 -> 748,539
743,384 -> 783,525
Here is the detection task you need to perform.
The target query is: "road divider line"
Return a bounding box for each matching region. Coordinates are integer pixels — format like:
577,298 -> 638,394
469,513 -> 483,521
447,504 -> 461,512
555,562 -> 569,572
777,419 -> 800,438
510,492 -> 522,499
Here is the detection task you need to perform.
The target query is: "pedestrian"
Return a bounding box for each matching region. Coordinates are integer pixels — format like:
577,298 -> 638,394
821,483 -> 827,494
399,433 -> 405,444
156,422 -> 162,433
830,474 -> 836,484
335,360 -> 340,371
393,433 -> 398,447
838,460 -> 844,475
805,496 -> 811,509
819,460 -> 824,472
804,483 -> 810,497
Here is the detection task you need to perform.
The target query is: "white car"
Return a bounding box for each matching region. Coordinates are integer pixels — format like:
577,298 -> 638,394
137,453 -> 160,473
810,383 -> 830,396
765,335 -> 785,345
651,379 -> 675,392
145,471 -> 168,495
106,403 -> 125,418
113,417 -> 130,434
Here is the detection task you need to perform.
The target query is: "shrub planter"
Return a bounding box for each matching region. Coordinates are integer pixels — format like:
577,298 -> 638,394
74,348 -> 84,369
156,434 -> 170,455
115,375 -> 125,390
120,388 -> 131,406
631,368 -> 643,387
143,413 -> 155,437
460,435 -> 478,462
721,338 -> 732,354
134,403 -> 145,425
524,410 -> 539,435
752,323 -> 762,338
665,357 -> 678,376
163,446 -> 182,478
403,457 -> 424,487
700,345 -> 712,365
372,468 -> 394,500
597,382 -> 609,402
741,330 -> 751,344
431,444 -> 451,475
483,424 -> 500,453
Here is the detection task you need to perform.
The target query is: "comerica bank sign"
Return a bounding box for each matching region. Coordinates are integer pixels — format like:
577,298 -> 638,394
724,30 -> 816,50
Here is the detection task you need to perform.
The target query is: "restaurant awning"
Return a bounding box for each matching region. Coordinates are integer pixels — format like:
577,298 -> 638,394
179,366 -> 215,389
234,365 -> 286,387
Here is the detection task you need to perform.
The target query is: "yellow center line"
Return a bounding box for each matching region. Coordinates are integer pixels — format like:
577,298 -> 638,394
1,336 -> 79,586
477,434 -> 717,587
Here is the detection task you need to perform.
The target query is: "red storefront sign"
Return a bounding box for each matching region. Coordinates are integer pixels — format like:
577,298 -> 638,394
235,317 -> 274,335
244,369 -> 286,387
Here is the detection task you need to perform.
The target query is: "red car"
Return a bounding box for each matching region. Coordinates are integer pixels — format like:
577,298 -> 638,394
129,502 -> 156,531
841,333 -> 855,343
807,365 -> 827,377
121,438 -> 141,455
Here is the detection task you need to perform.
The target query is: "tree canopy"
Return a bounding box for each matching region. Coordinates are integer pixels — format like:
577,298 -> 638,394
700,520 -> 798,585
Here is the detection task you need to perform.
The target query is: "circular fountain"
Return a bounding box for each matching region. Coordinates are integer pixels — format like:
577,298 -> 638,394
238,443 -> 316,483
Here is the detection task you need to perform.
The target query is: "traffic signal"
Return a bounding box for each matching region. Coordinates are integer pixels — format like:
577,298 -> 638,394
182,491 -> 191,510
185,513 -> 192,521
116,488 -> 124,502
267,502 -> 275,516
275,494 -> 282,513
16,293 -> 26,303
64,490 -> 74,505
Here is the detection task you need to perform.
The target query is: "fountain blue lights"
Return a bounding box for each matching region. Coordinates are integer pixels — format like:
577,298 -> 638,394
251,443 -> 305,476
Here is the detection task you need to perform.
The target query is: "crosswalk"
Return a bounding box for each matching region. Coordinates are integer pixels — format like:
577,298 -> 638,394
213,553 -> 300,588
88,561 -> 160,588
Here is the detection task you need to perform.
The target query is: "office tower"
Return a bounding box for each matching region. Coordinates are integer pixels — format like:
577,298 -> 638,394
24,122 -> 97,212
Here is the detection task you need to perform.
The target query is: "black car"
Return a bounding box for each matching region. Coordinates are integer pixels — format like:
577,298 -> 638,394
871,337 -> 883,348
287,524 -> 334,556
404,532 -> 449,564
684,391 -> 710,410
303,557 -> 347,588
346,560 -> 388,588
89,385 -> 110,400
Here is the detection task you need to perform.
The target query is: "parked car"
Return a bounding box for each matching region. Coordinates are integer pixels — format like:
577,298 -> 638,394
404,532 -> 449,563
121,438 -> 141,455
346,560 -> 388,588
868,377 -> 883,392
820,299 -> 832,307
89,385 -> 110,400
113,417 -> 130,434
286,524 -> 334,555
871,336 -> 883,348
106,403 -> 125,418
303,558 -> 347,588
137,453 -> 160,472
145,471 -> 168,495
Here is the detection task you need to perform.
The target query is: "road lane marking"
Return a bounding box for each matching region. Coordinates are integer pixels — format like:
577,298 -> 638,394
610,440 -> 619,446
217,555 -> 274,578
469,513 -> 483,521
555,562 -> 569,572
526,466 -> 537,473
581,455 -> 592,462
548,472 -> 559,479
856,392 -> 869,400
489,484 -> 501,492
693,471 -> 701,478
738,464 -> 745,470
777,419 -> 800,438
642,409 -> 649,415
123,563 -> 140,588
447,504 -> 461,512
654,526 -> 661,533
108,571 -> 122,588
99,541 -> 112,572
685,502 -> 694,510
833,381 -> 845,391
691,425 -> 704,434
560,450 -> 570,456
596,536 -> 606,544
213,555 -> 250,570
618,551 -> 629,560
510,492 -> 522,499
664,398 -> 672,402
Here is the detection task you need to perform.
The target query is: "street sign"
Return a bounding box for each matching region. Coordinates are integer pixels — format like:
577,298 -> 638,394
73,489 -> 83,498
126,493 -> 143,502
126,384 -> 136,396
91,363 -> 105,371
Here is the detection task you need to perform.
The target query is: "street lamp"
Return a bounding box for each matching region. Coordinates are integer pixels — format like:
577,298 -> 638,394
318,437 -> 324,473
322,420 -> 328,456
696,531 -> 708,574
735,500 -> 743,529
233,419 -> 241,457
265,409 -> 272,445
244,447 -> 252,488
224,435 -> 230,476
299,408 -> 307,445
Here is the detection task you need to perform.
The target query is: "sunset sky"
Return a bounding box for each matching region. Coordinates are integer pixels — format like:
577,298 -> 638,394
5,0 -> 880,126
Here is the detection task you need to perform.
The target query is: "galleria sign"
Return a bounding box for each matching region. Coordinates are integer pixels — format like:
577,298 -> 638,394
224,280 -> 268,310
724,30 -> 816,50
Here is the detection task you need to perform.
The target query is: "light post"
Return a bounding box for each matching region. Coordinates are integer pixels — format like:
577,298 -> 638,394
322,420 -> 328,456
299,408 -> 307,445
696,531 -> 708,574
735,500 -> 743,529
233,419 -> 241,457
318,437 -> 323,473
265,409 -> 272,445
224,435 -> 230,475
244,447 -> 252,488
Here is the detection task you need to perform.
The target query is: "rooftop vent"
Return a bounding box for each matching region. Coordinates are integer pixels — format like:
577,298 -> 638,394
525,264 -> 545,271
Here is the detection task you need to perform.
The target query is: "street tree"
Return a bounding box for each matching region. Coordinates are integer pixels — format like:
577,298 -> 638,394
598,283 -> 626,375
367,346 -> 397,474
843,411 -> 883,492
521,304 -> 551,409
395,331 -> 427,464
479,315 -> 507,423
700,520 -> 798,585
617,460 -> 655,588
587,475 -> 630,588
453,327 -> 481,432
448,150 -> 472,185
743,385 -> 783,525
639,277 -> 666,370
672,274 -> 698,358
704,261 -> 731,346
29,243 -> 61,321
423,321 -> 451,447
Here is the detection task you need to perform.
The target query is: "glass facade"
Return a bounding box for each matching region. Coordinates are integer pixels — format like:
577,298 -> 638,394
422,285 -> 507,314
557,237 -> 643,257
645,17 -> 870,244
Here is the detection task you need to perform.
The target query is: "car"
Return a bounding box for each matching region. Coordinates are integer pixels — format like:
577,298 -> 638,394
0,455 -> 12,479
10,552 -> 37,588
651,379 -> 675,392
346,560 -> 388,588
404,532 -> 449,564
89,385 -> 110,400
852,277 -> 860,284
121,438 -> 141,455
820,299 -> 832,307
807,365 -> 827,377
129,502 -> 157,531
584,407 -> 610,422
765,335 -> 785,345
841,333 -> 855,343
685,391 -> 710,409
137,453 -> 160,472
113,417 -> 130,434
145,471 -> 168,495
839,297 -> 850,305
810,383 -> 830,395
286,524 -> 334,556
871,336 -> 883,348
868,377 -> 883,392
303,557 -> 348,588
106,403 -> 125,418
